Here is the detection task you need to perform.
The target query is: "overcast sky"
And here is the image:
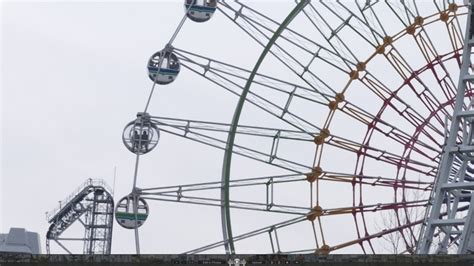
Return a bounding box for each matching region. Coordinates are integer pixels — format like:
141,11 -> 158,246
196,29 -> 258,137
1,0 -> 468,255
1,0 -> 302,254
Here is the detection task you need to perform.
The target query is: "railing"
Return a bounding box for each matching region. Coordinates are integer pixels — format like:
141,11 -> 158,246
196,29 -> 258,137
46,178 -> 113,222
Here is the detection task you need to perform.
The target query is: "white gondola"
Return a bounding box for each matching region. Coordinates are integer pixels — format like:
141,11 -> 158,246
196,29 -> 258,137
122,112 -> 160,155
115,195 -> 149,229
147,50 -> 180,85
184,0 -> 217,23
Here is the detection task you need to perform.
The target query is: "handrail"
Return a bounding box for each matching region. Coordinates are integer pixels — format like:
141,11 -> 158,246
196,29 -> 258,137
46,178 -> 112,222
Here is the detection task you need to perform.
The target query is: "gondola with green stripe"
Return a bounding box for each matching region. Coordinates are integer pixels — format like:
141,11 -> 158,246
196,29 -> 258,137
115,195 -> 149,229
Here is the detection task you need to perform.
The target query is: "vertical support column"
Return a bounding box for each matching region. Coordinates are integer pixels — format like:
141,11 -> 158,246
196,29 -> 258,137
417,1 -> 474,254
88,192 -> 99,254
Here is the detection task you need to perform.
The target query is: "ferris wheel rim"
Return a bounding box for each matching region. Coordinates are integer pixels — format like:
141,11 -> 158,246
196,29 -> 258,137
343,7 -> 469,253
218,2 -> 470,255
220,0 -> 310,254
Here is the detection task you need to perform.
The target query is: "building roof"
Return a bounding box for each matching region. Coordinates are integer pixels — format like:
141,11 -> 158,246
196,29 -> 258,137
0,228 -> 41,254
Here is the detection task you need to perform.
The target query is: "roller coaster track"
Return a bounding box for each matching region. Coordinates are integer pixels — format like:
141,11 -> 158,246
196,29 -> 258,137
46,179 -> 114,254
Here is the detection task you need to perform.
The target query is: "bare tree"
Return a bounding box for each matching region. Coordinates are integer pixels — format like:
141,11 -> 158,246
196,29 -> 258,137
375,184 -> 427,254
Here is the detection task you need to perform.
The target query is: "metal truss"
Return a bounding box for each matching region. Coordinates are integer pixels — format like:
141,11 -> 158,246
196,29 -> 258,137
46,179 -> 114,255
417,1 -> 474,254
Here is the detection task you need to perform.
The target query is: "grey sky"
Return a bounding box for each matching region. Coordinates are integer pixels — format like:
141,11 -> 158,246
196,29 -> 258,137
1,0 -> 299,254
1,0 -> 467,254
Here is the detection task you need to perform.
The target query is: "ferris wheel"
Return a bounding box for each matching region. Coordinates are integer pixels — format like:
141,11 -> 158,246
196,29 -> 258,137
114,0 -> 474,254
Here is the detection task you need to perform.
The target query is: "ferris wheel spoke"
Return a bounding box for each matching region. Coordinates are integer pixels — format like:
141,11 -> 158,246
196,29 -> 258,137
306,3 -> 466,157
329,202 -> 468,254
387,30 -> 461,113
140,173 -> 305,193
219,1 -> 356,96
176,51 -> 348,137
153,115 -> 420,177
142,185 -> 428,215
149,199 -> 426,254
234,1 -> 360,71
318,200 -> 428,217
151,116 -> 436,190
176,53 -> 327,134
169,200 -> 426,254
217,2 -> 274,48
136,171 -> 430,207
444,11 -> 466,52
300,4 -> 471,180
216,2 -> 287,51
175,48 -> 332,103
329,74 -> 446,165
176,48 -> 442,165
291,5 -> 466,167
325,135 -> 437,176
390,49 -> 455,124
328,95 -> 440,163
183,215 -> 307,254
384,1 -> 418,27
301,2 -> 362,66
340,102 -> 441,160
151,116 -> 315,141
358,72 -> 446,147
342,222 -> 421,254
145,173 -> 430,202
435,1 -> 452,12
282,217 -> 423,254
151,117 -> 313,173
318,1 -> 385,47
141,194 -> 309,215
330,205 -> 419,254
399,3 -> 467,105
367,71 -> 445,141
365,73 -> 451,151
436,11 -> 471,103
273,1 -> 383,66
153,115 -> 437,176
353,203 -> 470,254
177,58 -> 445,173
322,171 -> 433,190
219,1 -> 355,69
138,171 -> 431,208
360,5 -> 467,122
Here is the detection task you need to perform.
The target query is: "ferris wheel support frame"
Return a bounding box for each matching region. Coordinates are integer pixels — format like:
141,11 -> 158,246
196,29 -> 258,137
219,0 -> 309,254
417,0 -> 474,254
